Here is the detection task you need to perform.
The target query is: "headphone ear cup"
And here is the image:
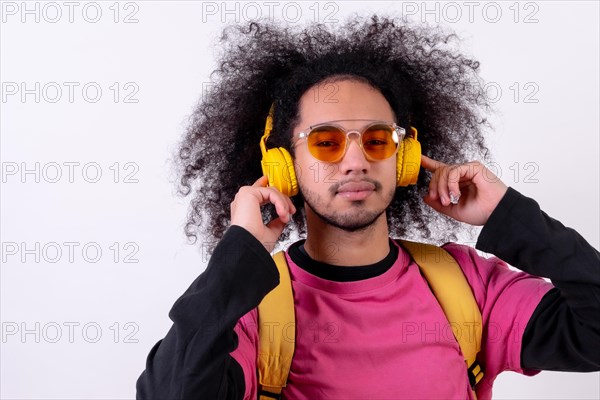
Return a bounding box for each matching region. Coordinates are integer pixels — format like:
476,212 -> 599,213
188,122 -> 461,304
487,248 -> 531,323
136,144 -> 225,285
396,137 -> 421,187
261,147 -> 298,197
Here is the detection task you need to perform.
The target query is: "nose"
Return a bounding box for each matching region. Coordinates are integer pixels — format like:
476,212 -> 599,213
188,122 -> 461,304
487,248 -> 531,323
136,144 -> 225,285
338,134 -> 370,175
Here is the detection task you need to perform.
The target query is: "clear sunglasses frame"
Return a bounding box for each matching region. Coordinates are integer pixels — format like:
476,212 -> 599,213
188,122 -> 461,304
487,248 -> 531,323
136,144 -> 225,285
292,119 -> 406,163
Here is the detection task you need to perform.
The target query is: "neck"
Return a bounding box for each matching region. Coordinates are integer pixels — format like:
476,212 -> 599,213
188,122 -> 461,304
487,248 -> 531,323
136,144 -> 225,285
303,208 -> 391,266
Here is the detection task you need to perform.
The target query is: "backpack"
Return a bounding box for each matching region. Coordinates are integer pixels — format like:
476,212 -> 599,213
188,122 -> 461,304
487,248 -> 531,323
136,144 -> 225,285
256,240 -> 484,400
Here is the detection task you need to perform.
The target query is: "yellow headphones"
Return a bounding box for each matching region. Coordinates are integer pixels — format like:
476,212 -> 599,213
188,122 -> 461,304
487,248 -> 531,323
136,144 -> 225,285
260,104 -> 421,197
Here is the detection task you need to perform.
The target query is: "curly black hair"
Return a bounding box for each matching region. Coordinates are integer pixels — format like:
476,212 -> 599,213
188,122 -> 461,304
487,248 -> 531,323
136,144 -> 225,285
173,14 -> 492,248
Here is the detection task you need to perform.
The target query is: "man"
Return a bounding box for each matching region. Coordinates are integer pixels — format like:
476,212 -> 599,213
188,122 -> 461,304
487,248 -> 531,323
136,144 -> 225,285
137,16 -> 599,399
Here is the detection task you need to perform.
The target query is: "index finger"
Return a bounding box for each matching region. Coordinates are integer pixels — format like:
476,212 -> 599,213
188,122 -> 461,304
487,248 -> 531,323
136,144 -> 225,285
252,175 -> 269,187
421,154 -> 447,172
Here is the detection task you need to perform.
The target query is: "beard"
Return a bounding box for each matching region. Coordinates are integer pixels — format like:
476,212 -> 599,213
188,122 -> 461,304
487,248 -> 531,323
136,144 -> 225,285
300,179 -> 396,233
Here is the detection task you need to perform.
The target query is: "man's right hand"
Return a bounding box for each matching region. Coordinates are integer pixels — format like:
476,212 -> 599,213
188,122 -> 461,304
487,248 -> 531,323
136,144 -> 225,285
230,175 -> 297,252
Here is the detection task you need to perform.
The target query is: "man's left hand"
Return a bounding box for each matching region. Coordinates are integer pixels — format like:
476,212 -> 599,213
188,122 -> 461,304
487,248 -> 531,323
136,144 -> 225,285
421,155 -> 508,226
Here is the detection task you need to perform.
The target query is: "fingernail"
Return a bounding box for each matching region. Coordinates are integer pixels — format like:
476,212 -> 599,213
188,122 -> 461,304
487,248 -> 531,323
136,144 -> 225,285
450,192 -> 460,205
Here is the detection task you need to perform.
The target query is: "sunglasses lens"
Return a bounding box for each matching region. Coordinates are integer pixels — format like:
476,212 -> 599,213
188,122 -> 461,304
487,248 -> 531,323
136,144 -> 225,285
362,125 -> 399,160
307,126 -> 346,162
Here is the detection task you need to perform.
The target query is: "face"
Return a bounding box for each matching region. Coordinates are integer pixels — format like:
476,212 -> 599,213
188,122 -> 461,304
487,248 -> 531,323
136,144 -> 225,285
292,79 -> 398,232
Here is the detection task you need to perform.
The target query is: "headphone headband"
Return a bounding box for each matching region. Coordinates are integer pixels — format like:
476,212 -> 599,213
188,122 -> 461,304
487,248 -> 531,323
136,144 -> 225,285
260,103 -> 275,156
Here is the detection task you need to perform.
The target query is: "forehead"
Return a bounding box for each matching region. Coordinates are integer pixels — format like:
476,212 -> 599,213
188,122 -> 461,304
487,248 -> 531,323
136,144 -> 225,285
296,79 -> 396,128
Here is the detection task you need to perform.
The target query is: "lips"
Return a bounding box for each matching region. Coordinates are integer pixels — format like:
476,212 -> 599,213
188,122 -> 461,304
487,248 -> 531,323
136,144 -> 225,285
336,181 -> 376,201
336,181 -> 376,193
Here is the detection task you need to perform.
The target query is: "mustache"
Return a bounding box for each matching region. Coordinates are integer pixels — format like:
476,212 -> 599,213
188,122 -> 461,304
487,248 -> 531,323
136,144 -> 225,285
328,177 -> 382,196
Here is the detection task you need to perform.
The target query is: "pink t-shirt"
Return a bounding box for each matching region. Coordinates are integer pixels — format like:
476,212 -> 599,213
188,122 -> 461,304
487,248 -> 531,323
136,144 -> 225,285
230,240 -> 553,399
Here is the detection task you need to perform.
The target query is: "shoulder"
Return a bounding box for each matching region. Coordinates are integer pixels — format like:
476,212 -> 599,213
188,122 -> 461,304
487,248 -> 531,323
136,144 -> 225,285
440,242 -> 551,312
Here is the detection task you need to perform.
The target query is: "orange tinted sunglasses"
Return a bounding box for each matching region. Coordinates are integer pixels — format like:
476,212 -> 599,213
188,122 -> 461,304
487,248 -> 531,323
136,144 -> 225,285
293,119 -> 405,163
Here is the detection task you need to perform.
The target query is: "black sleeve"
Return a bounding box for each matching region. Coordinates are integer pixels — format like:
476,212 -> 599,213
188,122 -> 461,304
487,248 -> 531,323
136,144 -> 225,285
136,225 -> 279,399
476,187 -> 600,371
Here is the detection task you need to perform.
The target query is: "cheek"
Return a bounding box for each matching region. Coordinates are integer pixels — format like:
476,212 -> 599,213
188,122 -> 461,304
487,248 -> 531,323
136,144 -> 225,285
296,160 -> 339,187
293,153 -> 321,188
380,158 -> 398,185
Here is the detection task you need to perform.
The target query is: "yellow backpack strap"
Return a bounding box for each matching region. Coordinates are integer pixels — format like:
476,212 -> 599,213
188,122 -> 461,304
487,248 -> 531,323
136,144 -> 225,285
399,240 -> 484,395
257,251 -> 296,400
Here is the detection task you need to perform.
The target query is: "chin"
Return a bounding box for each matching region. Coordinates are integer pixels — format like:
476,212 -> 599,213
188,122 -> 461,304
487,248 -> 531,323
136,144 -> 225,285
300,184 -> 395,230
307,197 -> 387,232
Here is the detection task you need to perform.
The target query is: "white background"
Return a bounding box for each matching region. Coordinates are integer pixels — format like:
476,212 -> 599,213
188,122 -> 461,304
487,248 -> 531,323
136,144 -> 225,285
1,1 -> 598,398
